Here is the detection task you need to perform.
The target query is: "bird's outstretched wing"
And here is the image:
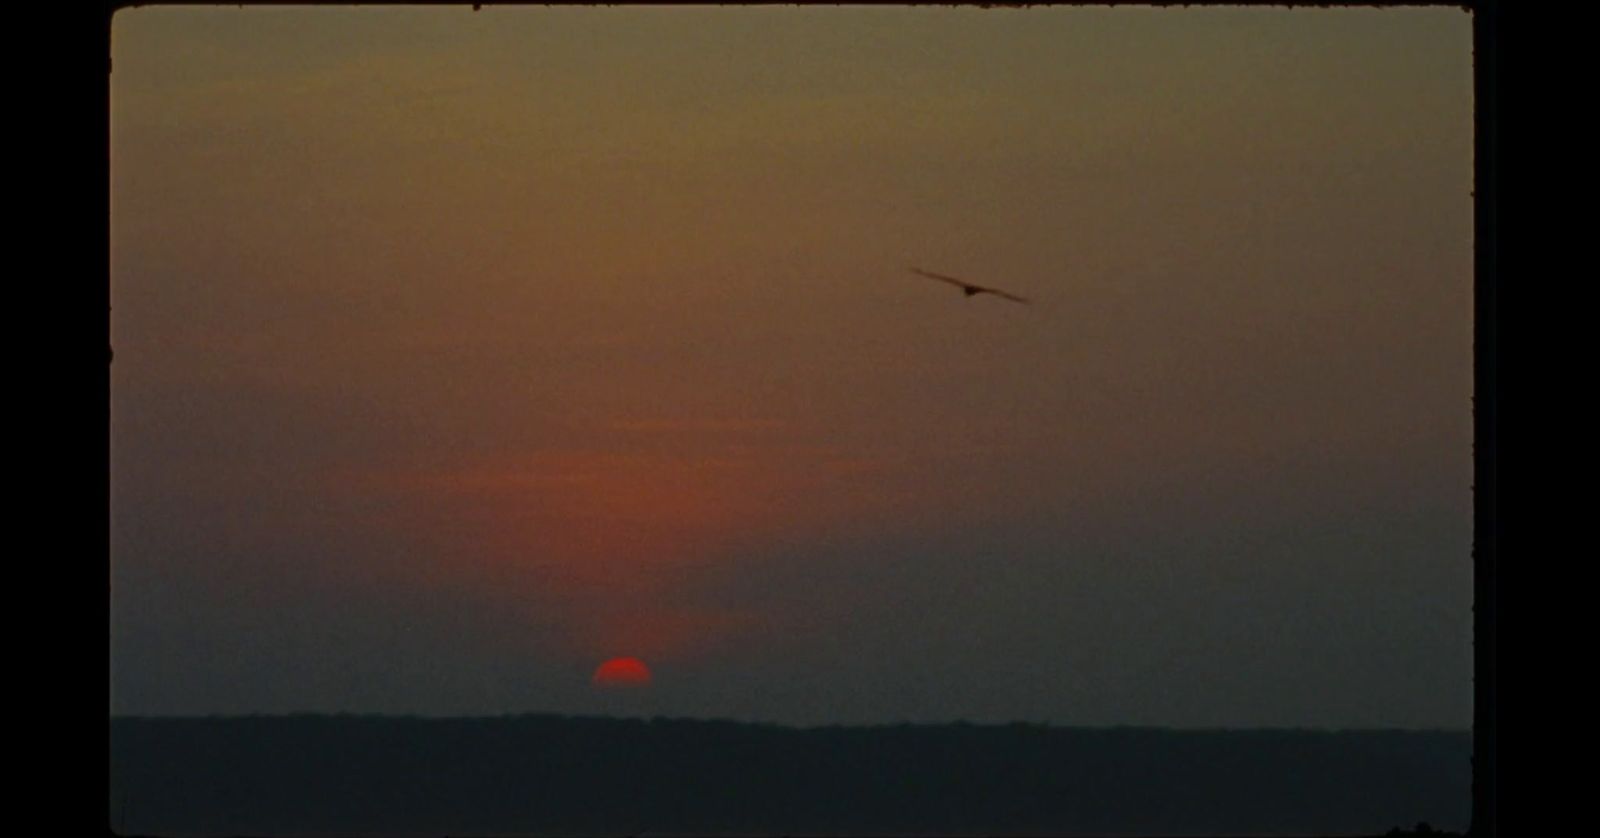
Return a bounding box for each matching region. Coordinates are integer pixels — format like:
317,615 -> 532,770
909,267 -> 1030,304
909,267 -> 971,289
984,287 -> 1030,304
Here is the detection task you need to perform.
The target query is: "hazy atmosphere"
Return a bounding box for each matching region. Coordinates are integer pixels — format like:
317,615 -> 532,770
109,6 -> 1473,729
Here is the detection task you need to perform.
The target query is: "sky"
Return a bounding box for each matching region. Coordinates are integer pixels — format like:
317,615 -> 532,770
109,5 -> 1474,728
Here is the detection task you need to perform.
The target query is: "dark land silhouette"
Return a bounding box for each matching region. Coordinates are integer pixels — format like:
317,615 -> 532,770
109,714 -> 1468,836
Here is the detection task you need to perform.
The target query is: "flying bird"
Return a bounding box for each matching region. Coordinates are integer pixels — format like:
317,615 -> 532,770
909,267 -> 1030,304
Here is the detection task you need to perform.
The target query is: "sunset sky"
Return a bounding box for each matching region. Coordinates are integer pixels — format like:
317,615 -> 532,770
109,6 -> 1473,728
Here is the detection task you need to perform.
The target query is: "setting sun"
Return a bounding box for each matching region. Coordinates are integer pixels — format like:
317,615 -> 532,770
592,657 -> 653,689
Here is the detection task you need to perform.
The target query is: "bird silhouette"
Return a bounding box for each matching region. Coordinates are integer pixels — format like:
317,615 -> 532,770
909,267 -> 1029,304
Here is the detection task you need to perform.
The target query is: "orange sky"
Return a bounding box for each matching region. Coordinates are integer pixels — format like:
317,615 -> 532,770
110,6 -> 1473,727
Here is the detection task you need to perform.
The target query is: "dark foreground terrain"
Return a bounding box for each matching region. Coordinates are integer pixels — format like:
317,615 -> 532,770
109,715 -> 1468,836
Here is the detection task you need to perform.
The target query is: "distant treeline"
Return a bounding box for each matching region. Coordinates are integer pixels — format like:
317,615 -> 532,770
109,714 -> 1469,836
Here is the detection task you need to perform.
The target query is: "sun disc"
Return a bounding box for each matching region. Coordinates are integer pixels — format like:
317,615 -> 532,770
592,656 -> 652,688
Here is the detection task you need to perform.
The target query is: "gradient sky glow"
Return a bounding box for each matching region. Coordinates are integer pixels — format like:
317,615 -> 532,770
110,6 -> 1473,728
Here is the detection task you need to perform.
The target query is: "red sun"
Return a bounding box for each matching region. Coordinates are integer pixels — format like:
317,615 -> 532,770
592,656 -> 652,688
